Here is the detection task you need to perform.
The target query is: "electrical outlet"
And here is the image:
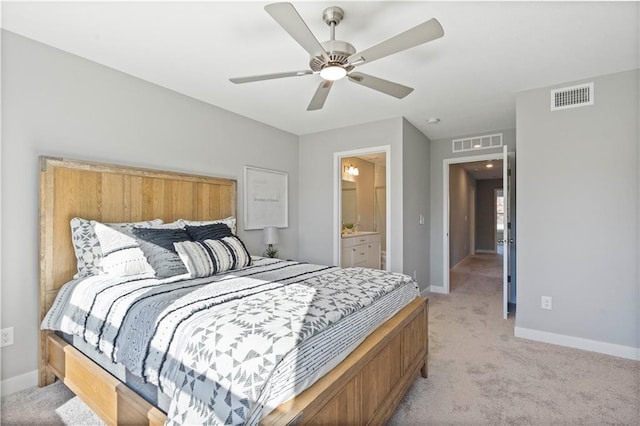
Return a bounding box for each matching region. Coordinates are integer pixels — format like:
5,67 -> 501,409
1,327 -> 14,347
541,296 -> 552,310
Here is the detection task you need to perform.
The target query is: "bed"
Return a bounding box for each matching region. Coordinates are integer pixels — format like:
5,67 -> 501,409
38,156 -> 428,425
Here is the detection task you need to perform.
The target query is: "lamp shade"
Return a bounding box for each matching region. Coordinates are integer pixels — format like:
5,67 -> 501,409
262,226 -> 280,245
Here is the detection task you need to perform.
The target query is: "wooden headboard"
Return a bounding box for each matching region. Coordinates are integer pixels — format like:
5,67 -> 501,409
38,156 -> 237,385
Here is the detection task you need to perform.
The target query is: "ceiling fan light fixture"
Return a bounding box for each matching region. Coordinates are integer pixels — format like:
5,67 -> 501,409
320,65 -> 347,81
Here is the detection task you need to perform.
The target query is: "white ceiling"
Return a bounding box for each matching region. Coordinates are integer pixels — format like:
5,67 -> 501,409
2,1 -> 638,139
357,152 -> 386,167
459,159 -> 503,180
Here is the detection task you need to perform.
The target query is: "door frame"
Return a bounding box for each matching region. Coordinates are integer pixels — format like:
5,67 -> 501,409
469,186 -> 476,256
333,145 -> 391,270
442,152 -> 503,293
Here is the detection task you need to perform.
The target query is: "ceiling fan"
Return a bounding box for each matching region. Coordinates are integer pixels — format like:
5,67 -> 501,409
229,2 -> 444,111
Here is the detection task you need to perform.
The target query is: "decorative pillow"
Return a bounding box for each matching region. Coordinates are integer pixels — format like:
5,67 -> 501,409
174,236 -> 252,278
142,220 -> 185,230
131,227 -> 191,279
93,222 -> 156,277
185,223 -> 233,241
179,216 -> 237,235
70,217 -> 162,278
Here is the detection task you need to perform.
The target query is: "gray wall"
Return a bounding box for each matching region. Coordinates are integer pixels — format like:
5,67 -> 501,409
297,117 -> 432,292
449,165 -> 475,267
401,119 -> 431,290
298,117 -> 404,271
476,178 -> 503,251
515,69 -> 639,349
429,128 -> 516,289
1,31 -> 299,383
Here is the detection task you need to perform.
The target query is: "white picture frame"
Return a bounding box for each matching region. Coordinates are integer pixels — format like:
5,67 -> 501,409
243,166 -> 288,230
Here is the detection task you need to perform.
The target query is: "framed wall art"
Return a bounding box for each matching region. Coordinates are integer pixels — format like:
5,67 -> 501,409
243,166 -> 288,230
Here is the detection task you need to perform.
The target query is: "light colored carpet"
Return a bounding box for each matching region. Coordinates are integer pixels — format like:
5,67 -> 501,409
389,253 -> 639,425
0,380 -> 103,425
2,253 -> 638,425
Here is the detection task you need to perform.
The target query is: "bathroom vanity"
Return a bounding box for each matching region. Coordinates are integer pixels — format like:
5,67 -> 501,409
341,232 -> 381,269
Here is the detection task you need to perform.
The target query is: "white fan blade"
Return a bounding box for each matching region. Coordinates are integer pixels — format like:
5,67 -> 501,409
348,72 -> 414,99
348,18 -> 444,66
265,2 -> 329,62
307,80 -> 333,111
230,70 -> 314,84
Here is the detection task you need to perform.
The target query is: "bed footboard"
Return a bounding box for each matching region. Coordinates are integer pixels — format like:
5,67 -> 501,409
261,296 -> 429,425
43,296 -> 427,426
46,332 -> 166,425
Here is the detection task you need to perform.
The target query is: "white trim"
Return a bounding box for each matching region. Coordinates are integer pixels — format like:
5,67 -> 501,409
475,249 -> 497,254
0,369 -> 38,396
333,145 -> 391,271
514,327 -> 640,361
443,152 -> 504,293
428,285 -> 448,294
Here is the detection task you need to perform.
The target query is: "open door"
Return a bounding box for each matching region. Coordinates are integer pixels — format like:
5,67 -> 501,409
507,151 -> 516,315
502,146 -> 517,318
502,146 -> 509,319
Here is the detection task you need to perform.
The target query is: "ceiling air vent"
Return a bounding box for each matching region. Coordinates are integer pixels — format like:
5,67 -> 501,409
551,82 -> 594,111
452,133 -> 503,153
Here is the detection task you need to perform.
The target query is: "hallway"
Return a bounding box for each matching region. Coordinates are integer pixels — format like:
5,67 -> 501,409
450,252 -> 503,295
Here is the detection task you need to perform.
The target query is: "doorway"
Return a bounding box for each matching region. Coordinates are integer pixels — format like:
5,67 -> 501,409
443,150 -> 516,318
333,146 -> 391,271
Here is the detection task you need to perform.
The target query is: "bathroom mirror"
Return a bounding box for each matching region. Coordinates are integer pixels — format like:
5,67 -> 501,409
342,180 -> 357,226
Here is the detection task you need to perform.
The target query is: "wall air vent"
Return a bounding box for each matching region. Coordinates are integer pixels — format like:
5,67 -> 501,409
551,82 -> 594,111
452,133 -> 503,153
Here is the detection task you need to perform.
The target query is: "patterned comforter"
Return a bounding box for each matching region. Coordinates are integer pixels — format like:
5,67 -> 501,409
42,258 -> 418,425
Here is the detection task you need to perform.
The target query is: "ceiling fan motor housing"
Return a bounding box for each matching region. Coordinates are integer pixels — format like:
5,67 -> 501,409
310,40 -> 356,72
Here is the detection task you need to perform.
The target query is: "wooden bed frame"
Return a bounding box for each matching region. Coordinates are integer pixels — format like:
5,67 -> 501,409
39,156 -> 428,425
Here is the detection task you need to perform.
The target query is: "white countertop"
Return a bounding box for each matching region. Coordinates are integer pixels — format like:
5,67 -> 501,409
342,231 -> 379,238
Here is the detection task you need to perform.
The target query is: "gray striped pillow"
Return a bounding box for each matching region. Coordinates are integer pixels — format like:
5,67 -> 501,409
174,236 -> 251,278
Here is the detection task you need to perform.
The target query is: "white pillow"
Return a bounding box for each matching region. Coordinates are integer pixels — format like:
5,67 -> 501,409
144,220 -> 185,229
70,218 -> 162,278
93,222 -> 155,277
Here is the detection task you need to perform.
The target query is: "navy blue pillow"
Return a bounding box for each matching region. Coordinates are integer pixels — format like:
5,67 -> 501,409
185,223 -> 233,241
131,227 -> 191,278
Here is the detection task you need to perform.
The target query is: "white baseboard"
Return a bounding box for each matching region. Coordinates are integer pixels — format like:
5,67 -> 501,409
475,249 -> 497,254
1,369 -> 38,396
514,327 -> 640,361
428,285 -> 448,294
